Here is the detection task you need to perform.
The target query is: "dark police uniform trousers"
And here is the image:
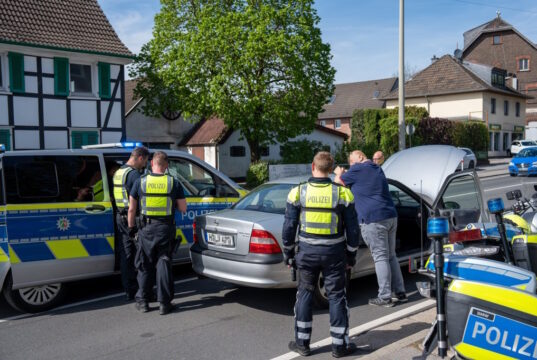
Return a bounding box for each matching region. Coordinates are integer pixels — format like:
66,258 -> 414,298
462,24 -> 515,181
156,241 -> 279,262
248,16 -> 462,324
135,217 -> 176,305
295,241 -> 349,350
116,212 -> 138,297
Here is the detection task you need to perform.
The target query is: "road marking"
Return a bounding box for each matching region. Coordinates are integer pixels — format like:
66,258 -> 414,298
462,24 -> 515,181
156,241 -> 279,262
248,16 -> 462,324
270,299 -> 436,360
0,276 -> 197,323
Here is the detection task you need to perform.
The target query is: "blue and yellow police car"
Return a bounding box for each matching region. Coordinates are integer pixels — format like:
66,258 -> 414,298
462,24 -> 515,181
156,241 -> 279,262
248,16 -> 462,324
0,144 -> 245,313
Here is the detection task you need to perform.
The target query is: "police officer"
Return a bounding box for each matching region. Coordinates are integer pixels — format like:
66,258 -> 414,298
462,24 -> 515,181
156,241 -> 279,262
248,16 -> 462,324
128,151 -> 187,315
282,151 -> 361,358
112,147 -> 149,300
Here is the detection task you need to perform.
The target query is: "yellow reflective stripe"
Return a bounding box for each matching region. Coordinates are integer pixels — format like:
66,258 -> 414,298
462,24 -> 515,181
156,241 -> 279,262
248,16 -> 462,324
453,343 -> 517,360
503,214 -> 530,234
287,186 -> 300,205
176,228 -> 186,244
106,236 -> 115,251
0,247 -> 8,263
9,245 -> 20,264
236,189 -> 249,197
449,280 -> 537,317
6,202 -> 112,211
46,239 -> 89,259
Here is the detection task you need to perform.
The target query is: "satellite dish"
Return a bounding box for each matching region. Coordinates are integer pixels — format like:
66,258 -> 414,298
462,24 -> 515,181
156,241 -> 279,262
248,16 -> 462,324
454,49 -> 463,60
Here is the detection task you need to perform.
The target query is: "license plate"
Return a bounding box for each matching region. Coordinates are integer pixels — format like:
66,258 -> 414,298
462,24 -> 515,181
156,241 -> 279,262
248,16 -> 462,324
207,232 -> 234,247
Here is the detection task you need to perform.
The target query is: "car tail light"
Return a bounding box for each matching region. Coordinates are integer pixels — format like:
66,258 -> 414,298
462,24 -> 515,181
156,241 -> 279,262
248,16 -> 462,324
448,228 -> 483,244
249,229 -> 282,254
193,220 -> 198,243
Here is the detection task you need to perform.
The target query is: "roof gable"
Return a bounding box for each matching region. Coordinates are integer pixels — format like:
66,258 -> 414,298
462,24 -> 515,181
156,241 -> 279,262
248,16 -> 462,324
463,16 -> 537,52
0,0 -> 133,58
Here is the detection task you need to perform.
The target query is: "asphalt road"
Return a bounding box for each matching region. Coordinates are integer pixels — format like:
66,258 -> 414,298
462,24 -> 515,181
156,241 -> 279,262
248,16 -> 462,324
0,171 -> 536,360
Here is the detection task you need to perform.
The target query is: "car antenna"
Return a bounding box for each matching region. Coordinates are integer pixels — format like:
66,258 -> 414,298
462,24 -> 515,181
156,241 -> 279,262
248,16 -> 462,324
420,179 -> 424,269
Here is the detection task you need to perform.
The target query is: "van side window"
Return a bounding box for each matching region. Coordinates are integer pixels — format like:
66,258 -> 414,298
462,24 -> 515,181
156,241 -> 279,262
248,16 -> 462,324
4,156 -> 102,203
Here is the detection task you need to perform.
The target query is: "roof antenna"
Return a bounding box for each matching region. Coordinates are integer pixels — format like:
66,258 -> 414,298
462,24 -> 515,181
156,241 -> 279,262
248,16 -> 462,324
496,10 -> 501,18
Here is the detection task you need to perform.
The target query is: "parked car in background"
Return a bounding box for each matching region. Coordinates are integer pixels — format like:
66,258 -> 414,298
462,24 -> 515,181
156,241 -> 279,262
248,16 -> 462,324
508,140 -> 537,157
190,145 -> 489,307
508,146 -> 537,176
458,147 -> 477,170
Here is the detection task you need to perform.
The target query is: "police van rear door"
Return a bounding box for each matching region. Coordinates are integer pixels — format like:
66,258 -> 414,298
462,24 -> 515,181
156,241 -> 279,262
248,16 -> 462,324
4,153 -> 116,289
166,154 -> 241,262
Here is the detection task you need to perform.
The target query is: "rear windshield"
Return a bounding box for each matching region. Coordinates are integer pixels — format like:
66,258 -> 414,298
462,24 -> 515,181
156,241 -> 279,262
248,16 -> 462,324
521,141 -> 535,146
233,183 -> 294,214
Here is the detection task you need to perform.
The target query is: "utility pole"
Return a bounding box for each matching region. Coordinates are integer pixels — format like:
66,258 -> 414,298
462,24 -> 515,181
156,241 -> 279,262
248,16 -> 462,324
398,0 -> 406,150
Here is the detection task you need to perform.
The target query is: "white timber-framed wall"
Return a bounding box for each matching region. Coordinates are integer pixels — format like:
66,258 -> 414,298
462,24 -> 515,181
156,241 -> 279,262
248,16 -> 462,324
0,44 -> 131,150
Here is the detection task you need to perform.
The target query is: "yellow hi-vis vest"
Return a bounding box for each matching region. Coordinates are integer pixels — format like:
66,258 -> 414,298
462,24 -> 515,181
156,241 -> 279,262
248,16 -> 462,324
299,183 -> 342,236
93,179 -> 104,201
140,174 -> 174,217
113,166 -> 134,209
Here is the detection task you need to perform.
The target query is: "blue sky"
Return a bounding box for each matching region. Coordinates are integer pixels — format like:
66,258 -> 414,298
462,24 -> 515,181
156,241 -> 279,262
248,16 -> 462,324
99,0 -> 537,83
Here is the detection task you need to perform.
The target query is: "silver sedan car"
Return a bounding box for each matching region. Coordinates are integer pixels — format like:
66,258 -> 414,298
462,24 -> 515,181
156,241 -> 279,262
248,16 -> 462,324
190,145 -> 488,306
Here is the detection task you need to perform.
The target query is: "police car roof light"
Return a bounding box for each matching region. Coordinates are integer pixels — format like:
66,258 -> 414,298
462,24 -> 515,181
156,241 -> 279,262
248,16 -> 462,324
121,141 -> 143,148
427,217 -> 449,238
0,144 -> 5,153
449,228 -> 483,244
487,198 -> 504,214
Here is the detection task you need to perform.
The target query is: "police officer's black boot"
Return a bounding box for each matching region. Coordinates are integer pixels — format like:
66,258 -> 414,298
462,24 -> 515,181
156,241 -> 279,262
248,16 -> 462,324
288,341 -> 311,357
135,302 -> 149,313
332,343 -> 357,358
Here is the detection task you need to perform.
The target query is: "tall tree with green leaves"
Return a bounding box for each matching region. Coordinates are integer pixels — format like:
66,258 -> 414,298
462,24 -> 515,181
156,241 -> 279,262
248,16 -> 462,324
130,0 -> 335,161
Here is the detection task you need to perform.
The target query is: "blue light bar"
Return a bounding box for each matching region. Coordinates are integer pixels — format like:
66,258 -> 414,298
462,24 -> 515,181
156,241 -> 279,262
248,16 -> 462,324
487,198 -> 504,214
427,217 -> 449,238
121,142 -> 143,148
0,144 -> 5,152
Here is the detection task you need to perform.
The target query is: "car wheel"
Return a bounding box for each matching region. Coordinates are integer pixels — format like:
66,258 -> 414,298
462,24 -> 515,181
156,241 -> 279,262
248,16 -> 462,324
2,274 -> 66,313
313,269 -> 351,309
510,173 -> 517,177
469,161 -> 475,169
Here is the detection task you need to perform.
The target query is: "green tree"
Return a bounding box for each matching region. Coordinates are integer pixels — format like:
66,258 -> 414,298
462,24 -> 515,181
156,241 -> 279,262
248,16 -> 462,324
130,0 -> 335,162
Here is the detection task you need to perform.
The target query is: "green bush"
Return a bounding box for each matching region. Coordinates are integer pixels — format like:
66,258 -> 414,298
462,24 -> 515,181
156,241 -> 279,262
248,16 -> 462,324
334,139 -> 378,164
416,117 -> 455,145
452,121 -> 489,152
246,161 -> 269,188
280,139 -> 330,164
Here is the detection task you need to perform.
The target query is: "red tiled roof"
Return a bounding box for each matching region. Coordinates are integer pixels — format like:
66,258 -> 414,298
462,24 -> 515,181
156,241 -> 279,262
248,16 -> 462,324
182,118 -> 347,146
0,0 -> 133,58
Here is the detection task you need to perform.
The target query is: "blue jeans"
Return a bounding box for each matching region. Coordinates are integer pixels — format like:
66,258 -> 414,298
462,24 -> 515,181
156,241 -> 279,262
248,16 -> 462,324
360,217 -> 405,300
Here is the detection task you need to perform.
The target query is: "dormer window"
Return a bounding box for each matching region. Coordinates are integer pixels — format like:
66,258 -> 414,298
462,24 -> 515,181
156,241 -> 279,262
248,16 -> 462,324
491,68 -> 506,88
328,95 -> 336,104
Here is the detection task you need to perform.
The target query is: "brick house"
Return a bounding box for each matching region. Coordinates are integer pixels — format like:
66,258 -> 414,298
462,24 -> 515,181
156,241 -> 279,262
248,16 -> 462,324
0,0 -> 132,150
383,55 -> 530,157
317,78 -> 397,138
462,15 -> 537,124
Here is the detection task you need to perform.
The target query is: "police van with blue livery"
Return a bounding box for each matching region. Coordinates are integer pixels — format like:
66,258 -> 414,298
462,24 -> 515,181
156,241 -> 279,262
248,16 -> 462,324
0,143 -> 246,313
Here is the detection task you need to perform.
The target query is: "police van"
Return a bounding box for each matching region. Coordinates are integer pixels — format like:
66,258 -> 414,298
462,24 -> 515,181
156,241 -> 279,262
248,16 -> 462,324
0,144 -> 246,313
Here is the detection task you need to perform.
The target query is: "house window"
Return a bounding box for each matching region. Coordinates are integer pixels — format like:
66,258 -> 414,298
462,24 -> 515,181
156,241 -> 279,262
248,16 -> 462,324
504,100 -> 509,116
518,58 -> 529,72
494,132 -> 500,151
493,35 -> 501,45
70,64 -> 92,94
0,129 -> 11,150
230,146 -> 245,157
71,130 -> 98,149
503,132 -> 509,151
320,120 -> 326,127
491,69 -> 505,88
516,102 -> 520,117
491,98 -> 496,114
335,119 -> 342,129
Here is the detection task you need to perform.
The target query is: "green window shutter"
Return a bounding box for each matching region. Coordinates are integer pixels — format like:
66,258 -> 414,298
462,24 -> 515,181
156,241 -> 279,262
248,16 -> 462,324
71,131 -> 98,149
8,52 -> 25,93
54,57 -> 69,96
98,62 -> 111,99
0,130 -> 11,151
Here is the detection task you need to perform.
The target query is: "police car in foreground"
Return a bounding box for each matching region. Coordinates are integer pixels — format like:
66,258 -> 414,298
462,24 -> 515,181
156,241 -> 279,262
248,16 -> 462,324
0,143 -> 245,313
191,145 -> 489,306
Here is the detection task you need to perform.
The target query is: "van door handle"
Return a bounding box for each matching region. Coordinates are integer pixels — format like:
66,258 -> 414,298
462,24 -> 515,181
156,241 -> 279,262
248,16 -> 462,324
85,204 -> 106,213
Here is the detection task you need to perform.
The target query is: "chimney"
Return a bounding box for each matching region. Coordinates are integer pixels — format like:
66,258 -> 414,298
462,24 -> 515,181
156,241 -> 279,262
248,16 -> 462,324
431,55 -> 439,63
